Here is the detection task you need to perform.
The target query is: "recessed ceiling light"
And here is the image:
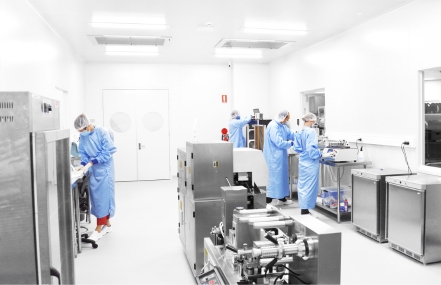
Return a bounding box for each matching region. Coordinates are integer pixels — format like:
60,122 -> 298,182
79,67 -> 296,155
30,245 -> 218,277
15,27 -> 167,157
90,22 -> 169,30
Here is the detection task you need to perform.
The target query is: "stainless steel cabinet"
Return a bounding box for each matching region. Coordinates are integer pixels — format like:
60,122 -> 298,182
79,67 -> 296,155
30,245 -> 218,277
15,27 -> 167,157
184,194 -> 222,277
177,148 -> 187,247
386,174 -> 441,264
0,92 -> 74,284
351,168 -> 408,243
180,142 -> 233,277
186,141 -> 233,200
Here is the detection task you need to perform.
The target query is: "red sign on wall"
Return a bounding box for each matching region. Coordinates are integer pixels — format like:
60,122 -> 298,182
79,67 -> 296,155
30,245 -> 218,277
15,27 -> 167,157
222,95 -> 227,103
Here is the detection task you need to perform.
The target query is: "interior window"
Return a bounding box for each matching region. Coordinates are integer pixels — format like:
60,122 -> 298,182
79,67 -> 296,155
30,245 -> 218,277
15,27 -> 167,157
423,68 -> 441,167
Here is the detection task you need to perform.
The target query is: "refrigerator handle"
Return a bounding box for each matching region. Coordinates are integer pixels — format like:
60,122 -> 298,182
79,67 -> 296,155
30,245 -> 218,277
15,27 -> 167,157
50,266 -> 61,285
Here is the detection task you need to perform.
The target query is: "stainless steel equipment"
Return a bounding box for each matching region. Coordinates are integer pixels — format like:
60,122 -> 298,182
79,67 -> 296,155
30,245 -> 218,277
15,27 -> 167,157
351,168 -> 409,243
0,92 -> 74,284
186,141 -> 233,200
182,141 -> 234,277
322,147 -> 358,162
220,186 -> 247,237
202,213 -> 342,284
177,147 -> 186,247
386,174 -> 441,264
233,148 -> 268,209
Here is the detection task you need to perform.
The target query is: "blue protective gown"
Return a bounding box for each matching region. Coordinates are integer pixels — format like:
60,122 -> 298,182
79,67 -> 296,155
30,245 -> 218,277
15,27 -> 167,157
229,115 -> 252,148
263,120 -> 296,199
294,127 -> 321,209
79,127 -> 117,219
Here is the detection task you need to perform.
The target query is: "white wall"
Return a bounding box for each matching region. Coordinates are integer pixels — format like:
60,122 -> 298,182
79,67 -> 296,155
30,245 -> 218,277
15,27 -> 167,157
425,80 -> 441,101
0,0 -> 85,138
269,0 -> 441,183
85,63 -> 269,176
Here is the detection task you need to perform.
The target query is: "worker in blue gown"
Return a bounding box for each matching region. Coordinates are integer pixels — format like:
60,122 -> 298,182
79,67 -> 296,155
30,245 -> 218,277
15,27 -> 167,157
74,114 -> 117,241
229,110 -> 253,148
263,110 -> 296,206
294,113 -> 335,215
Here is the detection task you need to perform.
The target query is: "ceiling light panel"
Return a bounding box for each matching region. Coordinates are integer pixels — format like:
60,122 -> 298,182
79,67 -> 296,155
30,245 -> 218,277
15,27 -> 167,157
216,39 -> 293,50
88,35 -> 171,46
105,51 -> 159,56
241,28 -> 307,35
89,22 -> 169,30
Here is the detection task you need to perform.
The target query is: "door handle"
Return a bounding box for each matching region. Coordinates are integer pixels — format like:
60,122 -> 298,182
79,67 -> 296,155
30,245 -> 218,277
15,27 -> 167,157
139,143 -> 145,150
50,266 -> 61,285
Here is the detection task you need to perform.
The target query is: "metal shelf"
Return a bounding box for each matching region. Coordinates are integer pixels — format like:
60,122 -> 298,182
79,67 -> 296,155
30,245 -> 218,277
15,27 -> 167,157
315,202 -> 352,215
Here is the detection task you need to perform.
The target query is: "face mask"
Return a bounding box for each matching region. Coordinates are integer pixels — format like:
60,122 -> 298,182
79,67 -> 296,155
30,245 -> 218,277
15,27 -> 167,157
80,130 -> 90,137
236,115 -> 241,120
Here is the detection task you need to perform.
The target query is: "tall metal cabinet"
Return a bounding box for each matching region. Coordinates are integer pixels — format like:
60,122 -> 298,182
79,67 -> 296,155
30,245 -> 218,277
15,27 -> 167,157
386,174 -> 441,264
177,148 -> 186,247
182,141 -> 233,277
0,92 -> 74,284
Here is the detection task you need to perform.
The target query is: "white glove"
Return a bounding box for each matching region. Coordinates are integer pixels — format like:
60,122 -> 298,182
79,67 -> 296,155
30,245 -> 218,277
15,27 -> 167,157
82,162 -> 93,175
322,150 -> 336,158
74,165 -> 84,172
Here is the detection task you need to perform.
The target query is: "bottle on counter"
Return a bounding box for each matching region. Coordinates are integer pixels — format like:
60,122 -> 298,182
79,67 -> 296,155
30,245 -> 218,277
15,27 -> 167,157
358,146 -> 365,162
344,199 -> 348,212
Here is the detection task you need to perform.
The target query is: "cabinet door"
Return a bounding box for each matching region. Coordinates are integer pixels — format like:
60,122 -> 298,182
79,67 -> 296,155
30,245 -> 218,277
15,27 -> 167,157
184,195 -> 196,276
178,193 -> 185,247
388,184 -> 424,255
352,176 -> 379,234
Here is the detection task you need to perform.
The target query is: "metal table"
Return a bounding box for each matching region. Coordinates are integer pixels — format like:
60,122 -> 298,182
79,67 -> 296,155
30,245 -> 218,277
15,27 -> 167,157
319,160 -> 372,223
288,152 -> 299,199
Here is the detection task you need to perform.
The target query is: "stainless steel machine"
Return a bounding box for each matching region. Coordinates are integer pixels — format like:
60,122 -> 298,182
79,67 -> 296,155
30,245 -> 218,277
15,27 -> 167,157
0,92 -> 74,284
177,147 -> 187,248
386,174 -> 441,264
182,141 -> 234,277
351,168 -> 409,243
321,147 -> 358,162
233,148 -> 268,209
201,209 -> 342,284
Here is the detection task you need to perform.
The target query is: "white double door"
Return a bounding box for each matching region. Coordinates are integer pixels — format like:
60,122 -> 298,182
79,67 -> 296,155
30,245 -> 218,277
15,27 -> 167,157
103,89 -> 170,181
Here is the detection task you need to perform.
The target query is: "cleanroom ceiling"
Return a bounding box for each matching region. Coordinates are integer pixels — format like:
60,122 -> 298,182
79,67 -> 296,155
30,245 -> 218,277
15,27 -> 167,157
27,0 -> 413,64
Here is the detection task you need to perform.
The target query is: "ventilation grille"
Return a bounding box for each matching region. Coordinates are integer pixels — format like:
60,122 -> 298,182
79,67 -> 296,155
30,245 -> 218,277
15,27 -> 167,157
356,227 -> 379,242
390,243 -> 424,263
88,35 -> 171,46
215,39 -> 294,50
0,116 -> 14,123
0,102 -> 13,108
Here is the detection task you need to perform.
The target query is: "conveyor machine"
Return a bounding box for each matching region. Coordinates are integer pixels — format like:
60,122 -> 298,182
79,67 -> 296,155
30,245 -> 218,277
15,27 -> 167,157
201,206 -> 342,284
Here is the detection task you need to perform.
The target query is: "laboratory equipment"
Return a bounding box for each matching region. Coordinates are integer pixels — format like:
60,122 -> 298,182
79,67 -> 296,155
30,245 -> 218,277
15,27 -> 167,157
201,212 -> 341,284
183,141 -> 234,277
351,168 -> 408,243
321,147 -> 358,162
0,91 -> 74,284
386,174 -> 441,264
232,148 -> 268,209
177,147 -> 187,247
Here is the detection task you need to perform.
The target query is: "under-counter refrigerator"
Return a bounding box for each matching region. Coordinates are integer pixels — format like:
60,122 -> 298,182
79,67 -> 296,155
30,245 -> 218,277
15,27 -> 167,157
386,174 -> 441,264
351,168 -> 408,243
0,92 -> 74,284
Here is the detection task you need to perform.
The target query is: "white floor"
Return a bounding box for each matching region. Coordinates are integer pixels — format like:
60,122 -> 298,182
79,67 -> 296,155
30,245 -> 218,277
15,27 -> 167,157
75,178 -> 441,284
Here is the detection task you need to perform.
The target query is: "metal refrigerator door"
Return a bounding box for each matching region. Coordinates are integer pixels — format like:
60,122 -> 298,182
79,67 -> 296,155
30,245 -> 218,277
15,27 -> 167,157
35,130 -> 74,284
352,175 -> 379,234
388,183 -> 425,255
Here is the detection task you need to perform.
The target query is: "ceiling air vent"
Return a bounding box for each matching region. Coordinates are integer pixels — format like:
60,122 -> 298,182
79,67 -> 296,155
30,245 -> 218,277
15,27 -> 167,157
215,39 -> 294,50
88,35 -> 172,46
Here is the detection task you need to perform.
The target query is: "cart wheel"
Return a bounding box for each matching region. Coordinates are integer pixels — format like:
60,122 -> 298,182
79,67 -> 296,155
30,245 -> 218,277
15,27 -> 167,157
92,243 -> 98,249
